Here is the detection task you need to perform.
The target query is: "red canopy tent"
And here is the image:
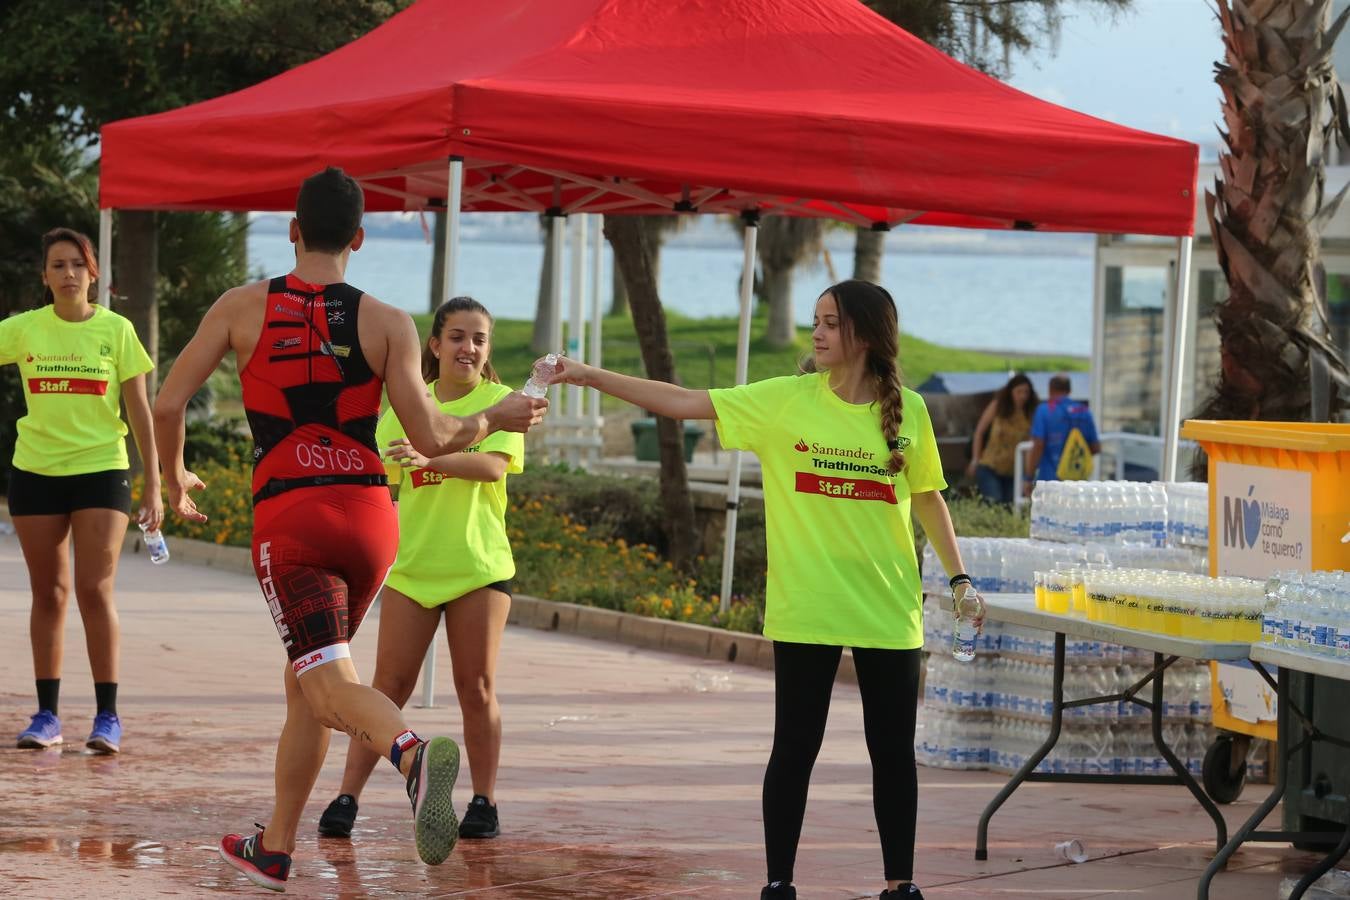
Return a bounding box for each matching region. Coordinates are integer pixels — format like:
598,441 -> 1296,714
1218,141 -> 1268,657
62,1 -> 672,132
100,0 -> 1197,236
98,0 -> 1203,625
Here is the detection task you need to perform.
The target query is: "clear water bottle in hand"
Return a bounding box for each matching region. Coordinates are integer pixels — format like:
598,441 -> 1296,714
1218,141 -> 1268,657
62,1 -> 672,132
524,353 -> 559,399
951,579 -> 983,662
139,522 -> 170,565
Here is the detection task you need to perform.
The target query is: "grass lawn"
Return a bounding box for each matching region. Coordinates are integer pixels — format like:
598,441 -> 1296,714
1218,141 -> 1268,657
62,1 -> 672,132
209,311 -> 1085,415
415,312 -> 1086,397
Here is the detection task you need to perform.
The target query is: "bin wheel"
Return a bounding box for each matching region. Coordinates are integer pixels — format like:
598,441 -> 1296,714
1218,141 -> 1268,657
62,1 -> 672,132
1202,736 -> 1247,805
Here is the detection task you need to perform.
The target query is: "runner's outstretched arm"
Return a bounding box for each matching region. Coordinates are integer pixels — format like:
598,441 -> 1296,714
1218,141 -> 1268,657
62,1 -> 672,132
154,294 -> 233,522
384,311 -> 544,455
547,356 -> 714,420
122,371 -> 164,530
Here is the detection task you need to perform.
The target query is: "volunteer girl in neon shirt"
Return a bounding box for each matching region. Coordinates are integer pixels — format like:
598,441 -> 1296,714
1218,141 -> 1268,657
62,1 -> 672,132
545,279 -> 982,900
1,227 -> 161,755
318,296 -> 523,842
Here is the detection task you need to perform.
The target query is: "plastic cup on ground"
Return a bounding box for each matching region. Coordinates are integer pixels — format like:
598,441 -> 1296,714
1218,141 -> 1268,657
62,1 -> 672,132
1054,839 -> 1089,863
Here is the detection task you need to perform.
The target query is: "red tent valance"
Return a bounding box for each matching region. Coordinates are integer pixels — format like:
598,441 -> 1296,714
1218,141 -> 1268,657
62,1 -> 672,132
100,0 -> 1198,236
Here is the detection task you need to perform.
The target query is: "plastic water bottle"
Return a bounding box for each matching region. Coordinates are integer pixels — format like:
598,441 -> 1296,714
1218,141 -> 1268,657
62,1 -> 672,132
139,523 -> 170,565
523,353 -> 559,399
951,581 -> 982,662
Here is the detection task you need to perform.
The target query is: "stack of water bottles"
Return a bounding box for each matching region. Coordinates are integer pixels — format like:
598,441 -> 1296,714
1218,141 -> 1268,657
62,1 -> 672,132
1030,481 -> 1170,546
920,537 -> 1204,599
916,598 -> 1253,777
1165,482 -> 1209,549
1260,570 -> 1350,657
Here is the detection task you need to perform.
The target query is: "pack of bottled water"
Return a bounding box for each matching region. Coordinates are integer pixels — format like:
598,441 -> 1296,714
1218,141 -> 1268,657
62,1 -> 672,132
984,719 -> 1216,777
1164,482 -> 1209,549
924,653 -> 1212,722
1031,481 -> 1170,546
1260,570 -> 1350,658
915,712 -> 992,769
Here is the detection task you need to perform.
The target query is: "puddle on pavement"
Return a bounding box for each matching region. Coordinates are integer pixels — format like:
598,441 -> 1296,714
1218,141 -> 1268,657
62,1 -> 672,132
0,832 -> 726,896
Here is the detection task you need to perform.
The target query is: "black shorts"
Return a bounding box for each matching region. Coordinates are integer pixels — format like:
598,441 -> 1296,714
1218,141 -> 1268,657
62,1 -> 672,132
7,467 -> 132,517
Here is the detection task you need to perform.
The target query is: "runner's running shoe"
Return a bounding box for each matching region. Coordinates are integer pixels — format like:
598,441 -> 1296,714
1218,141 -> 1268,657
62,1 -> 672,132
458,794 -> 499,839
405,737 -> 460,864
17,710 -> 62,749
86,712 -> 121,754
318,793 -> 358,838
220,827 -> 290,892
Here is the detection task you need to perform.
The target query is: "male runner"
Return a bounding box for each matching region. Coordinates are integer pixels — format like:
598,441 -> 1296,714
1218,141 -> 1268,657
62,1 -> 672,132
154,167 -> 546,892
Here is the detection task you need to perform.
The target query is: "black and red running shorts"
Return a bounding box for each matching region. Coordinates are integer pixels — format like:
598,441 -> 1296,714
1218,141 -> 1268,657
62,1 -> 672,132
252,484 -> 397,675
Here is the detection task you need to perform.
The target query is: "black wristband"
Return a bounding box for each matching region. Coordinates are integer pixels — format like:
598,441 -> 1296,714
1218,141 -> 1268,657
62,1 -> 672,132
950,573 -> 972,589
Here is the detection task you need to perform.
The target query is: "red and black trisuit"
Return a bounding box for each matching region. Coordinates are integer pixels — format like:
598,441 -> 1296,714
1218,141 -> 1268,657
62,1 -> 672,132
240,275 -> 398,674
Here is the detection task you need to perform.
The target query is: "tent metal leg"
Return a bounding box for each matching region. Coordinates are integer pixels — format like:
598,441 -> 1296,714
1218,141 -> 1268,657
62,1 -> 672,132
99,209 -> 114,307
720,213 -> 758,615
1161,234 -> 1193,482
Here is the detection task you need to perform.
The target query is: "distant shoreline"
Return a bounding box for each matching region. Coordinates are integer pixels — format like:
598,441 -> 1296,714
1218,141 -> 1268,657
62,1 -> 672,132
248,217 -> 1096,259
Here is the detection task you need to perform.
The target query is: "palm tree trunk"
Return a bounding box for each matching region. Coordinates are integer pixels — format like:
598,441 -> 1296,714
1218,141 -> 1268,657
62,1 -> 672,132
603,216 -> 699,569
116,210 -> 159,395
853,227 -> 885,283
532,215 -> 557,354
610,261 -> 629,316
762,263 -> 796,348
1195,0 -> 1350,433
115,210 -> 158,476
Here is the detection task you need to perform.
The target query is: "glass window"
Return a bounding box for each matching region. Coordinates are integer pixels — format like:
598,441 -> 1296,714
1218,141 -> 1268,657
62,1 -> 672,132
1102,264 -> 1168,436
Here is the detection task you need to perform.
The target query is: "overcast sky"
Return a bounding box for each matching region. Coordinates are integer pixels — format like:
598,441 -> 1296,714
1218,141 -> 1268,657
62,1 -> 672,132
1006,0 -> 1228,151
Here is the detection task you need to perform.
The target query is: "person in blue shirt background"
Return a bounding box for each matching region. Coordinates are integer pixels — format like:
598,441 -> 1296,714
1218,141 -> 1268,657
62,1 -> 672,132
1025,374 -> 1100,487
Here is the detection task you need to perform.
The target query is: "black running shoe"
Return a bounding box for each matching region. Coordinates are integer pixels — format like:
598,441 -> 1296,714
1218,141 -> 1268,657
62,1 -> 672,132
761,883 -> 796,900
880,886 -> 925,899
318,793 -> 358,838
405,737 -> 460,865
458,794 -> 499,839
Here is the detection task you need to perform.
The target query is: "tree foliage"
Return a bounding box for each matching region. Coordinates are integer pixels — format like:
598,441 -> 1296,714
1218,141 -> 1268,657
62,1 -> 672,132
0,1 -> 412,142
862,0 -> 1128,78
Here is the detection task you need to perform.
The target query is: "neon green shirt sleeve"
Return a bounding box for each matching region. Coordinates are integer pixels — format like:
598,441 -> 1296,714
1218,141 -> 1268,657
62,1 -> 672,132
901,389 -> 947,493
479,428 -> 524,474
0,315 -> 19,366
709,375 -> 796,452
116,317 -> 154,383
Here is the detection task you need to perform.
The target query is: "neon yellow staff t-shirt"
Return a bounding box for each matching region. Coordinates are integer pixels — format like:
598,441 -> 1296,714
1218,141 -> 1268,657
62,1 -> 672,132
709,373 -> 947,649
0,304 -> 154,476
377,379 -> 524,608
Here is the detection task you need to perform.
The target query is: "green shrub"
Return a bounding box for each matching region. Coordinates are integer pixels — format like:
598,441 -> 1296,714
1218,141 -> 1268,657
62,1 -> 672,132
183,418 -> 253,469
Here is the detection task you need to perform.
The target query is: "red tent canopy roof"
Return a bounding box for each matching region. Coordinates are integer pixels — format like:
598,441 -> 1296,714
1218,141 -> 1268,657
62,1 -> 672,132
99,0 -> 1198,236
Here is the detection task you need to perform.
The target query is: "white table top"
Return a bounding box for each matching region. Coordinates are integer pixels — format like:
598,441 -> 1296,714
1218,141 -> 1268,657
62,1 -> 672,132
1248,643 -> 1350,681
942,592 -> 1252,662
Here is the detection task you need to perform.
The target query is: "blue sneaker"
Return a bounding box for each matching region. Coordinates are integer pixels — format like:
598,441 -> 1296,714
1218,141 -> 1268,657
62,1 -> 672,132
87,712 -> 121,754
17,710 -> 62,749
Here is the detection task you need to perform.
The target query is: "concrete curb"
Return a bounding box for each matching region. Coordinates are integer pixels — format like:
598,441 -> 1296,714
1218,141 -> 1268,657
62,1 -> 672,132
0,508 -> 858,683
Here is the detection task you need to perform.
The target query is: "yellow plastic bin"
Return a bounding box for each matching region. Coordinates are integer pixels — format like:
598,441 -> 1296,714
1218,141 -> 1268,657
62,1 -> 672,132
1180,420 -> 1350,800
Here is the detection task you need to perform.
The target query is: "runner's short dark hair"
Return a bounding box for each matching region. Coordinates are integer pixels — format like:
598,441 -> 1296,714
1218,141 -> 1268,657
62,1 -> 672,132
295,167 -> 364,253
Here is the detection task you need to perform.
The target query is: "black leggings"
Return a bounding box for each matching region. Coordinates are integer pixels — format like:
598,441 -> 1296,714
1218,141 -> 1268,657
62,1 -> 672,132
763,641 -> 922,883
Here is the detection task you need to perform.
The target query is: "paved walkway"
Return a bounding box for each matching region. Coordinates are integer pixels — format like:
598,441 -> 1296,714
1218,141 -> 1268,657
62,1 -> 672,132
0,531 -> 1339,898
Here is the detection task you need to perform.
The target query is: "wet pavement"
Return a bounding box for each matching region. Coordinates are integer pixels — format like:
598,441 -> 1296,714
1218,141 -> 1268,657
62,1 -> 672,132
0,531 -> 1342,898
